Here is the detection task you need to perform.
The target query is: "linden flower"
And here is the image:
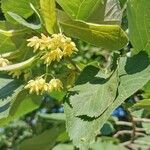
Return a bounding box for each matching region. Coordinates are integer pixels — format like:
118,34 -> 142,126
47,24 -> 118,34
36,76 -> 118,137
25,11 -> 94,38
41,48 -> 63,65
0,58 -> 10,67
40,33 -> 51,50
49,79 -> 63,92
24,77 -> 48,95
63,42 -> 77,57
27,36 -> 41,52
50,33 -> 66,49
8,70 -> 22,79
27,33 -> 77,58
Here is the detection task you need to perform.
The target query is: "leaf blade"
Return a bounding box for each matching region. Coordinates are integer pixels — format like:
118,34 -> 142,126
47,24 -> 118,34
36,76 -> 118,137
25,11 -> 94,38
65,52 -> 150,148
58,11 -> 128,51
40,0 -> 58,33
70,68 -> 119,117
127,0 -> 150,55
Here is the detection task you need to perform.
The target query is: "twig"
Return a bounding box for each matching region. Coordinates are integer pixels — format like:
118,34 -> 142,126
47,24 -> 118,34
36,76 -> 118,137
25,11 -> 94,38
66,57 -> 81,73
125,144 -> 137,150
121,141 -> 131,146
121,140 -> 150,150
113,130 -> 145,138
135,128 -> 146,132
123,142 -> 148,150
133,118 -> 150,123
127,109 -> 136,142
115,121 -> 146,132
115,121 -> 132,126
134,141 -> 150,146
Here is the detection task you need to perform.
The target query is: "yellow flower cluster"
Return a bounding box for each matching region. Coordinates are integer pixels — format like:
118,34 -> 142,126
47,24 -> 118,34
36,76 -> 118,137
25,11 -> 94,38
49,79 -> 63,92
8,70 -> 31,80
0,57 -> 10,67
41,48 -> 63,65
27,33 -> 77,65
9,70 -> 22,79
24,77 -> 63,95
27,34 -> 51,52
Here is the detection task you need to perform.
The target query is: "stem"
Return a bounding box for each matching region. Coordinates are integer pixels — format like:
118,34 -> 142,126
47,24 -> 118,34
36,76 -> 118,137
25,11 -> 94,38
115,121 -> 132,126
113,130 -> 145,138
44,73 -> 55,79
134,141 -> 150,146
126,109 -> 136,142
115,121 -> 146,132
135,128 -> 146,132
133,118 -> 150,123
66,57 -> 81,73
121,140 -> 150,150
45,65 -> 49,80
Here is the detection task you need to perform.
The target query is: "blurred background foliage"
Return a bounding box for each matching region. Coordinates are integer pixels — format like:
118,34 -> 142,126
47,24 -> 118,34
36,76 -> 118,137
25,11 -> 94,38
0,0 -> 149,149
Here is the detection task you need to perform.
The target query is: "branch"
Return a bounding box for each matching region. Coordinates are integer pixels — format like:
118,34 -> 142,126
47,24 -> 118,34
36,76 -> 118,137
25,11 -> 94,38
127,109 -> 136,142
121,140 -> 150,150
113,130 -> 145,138
133,118 -> 150,123
115,121 -> 132,126
115,121 -> 146,132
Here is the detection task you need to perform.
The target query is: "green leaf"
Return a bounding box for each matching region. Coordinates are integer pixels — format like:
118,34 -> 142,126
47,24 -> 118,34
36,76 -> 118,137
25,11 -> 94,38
133,99 -> 150,109
38,113 -> 66,122
64,102 -> 95,148
100,122 -> 115,135
40,0 -> 58,33
58,11 -> 128,51
0,75 -> 23,119
0,90 -> 42,126
19,125 -> 65,150
119,0 -> 127,8
65,52 -> 150,147
52,144 -> 74,150
70,69 -> 119,117
142,122 -> 150,134
56,132 -> 69,143
127,0 -> 150,55
1,0 -> 35,23
8,11 -> 41,30
100,52 -> 150,133
134,136 -> 150,149
50,91 -> 66,101
88,0 -> 122,24
0,21 -> 31,54
76,65 -> 99,84
132,109 -> 144,118
0,42 -> 31,61
0,21 -> 17,53
57,0 -> 122,24
89,141 -> 127,150
0,56 -> 36,71
143,81 -> 150,98
0,28 -> 28,37
56,0 -> 103,21
6,3 -> 42,30
135,136 -> 150,143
